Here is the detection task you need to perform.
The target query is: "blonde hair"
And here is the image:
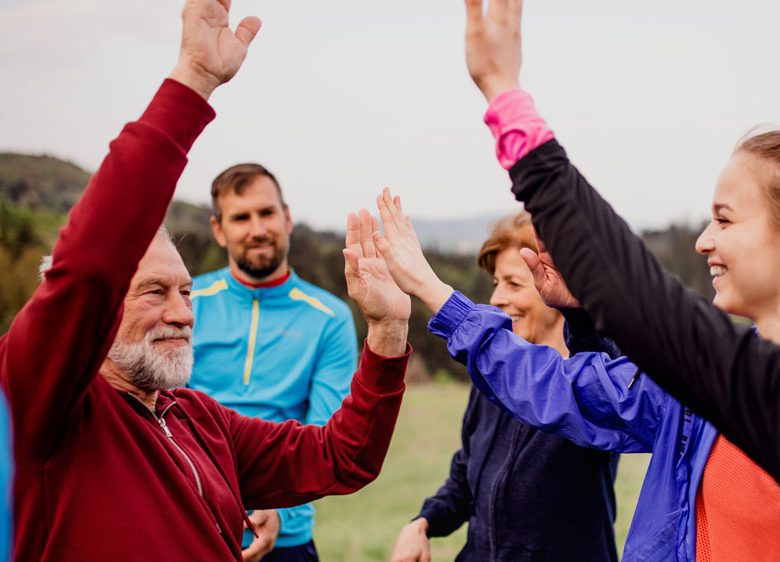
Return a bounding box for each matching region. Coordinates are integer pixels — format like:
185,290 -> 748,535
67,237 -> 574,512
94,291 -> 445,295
477,211 -> 537,275
736,125 -> 780,226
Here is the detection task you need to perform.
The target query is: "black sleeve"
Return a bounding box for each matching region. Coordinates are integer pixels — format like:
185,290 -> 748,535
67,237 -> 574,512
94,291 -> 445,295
416,388 -> 478,537
561,308 -> 622,360
510,139 -> 780,482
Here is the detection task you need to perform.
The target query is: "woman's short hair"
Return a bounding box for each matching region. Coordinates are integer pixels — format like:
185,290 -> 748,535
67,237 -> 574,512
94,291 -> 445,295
477,211 -> 537,275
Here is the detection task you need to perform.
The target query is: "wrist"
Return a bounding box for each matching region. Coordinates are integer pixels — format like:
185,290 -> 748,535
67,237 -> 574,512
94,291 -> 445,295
412,517 -> 429,534
366,320 -> 409,357
480,77 -> 520,103
169,61 -> 219,101
417,281 -> 454,315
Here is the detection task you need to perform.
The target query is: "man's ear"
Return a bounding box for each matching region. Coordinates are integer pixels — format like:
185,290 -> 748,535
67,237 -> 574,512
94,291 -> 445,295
284,206 -> 293,235
210,215 -> 228,248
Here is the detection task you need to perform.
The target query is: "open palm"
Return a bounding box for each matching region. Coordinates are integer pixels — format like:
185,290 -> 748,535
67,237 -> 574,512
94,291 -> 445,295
176,0 -> 261,91
343,210 -> 411,324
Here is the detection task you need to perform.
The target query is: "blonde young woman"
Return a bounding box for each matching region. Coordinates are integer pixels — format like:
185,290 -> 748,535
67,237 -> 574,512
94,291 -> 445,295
359,1 -> 780,560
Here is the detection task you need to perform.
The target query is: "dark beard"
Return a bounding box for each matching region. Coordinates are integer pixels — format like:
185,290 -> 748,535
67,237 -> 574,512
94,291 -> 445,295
234,245 -> 286,280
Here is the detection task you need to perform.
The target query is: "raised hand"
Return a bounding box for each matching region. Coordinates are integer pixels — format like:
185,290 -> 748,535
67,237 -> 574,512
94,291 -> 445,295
170,0 -> 262,100
519,235 -> 581,308
343,210 -> 410,356
464,0 -> 523,102
373,188 -> 454,314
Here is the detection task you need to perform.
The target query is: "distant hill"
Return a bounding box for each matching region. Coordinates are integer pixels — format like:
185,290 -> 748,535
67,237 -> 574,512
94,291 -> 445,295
0,153 -> 91,213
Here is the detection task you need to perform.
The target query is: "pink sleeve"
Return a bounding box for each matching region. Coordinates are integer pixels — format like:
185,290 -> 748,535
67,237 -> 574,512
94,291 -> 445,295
483,88 -> 555,170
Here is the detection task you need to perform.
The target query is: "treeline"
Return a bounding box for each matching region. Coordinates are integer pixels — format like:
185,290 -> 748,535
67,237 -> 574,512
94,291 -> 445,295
0,152 -> 714,381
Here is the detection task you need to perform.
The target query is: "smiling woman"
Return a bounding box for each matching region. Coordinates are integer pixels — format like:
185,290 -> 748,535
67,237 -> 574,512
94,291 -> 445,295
478,213 -> 563,347
695,138 -> 780,321
384,205 -> 620,562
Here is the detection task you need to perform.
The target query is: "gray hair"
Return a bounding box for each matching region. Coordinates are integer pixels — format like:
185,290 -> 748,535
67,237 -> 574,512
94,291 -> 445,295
38,225 -> 174,282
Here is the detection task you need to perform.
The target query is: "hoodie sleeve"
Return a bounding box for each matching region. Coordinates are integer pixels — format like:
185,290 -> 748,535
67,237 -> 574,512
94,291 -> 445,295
0,80 -> 214,461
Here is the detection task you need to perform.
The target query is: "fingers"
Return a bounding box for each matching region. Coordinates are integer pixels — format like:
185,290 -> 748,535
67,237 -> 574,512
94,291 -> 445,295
465,0 -> 484,26
507,0 -> 523,22
345,212 -> 362,254
342,248 -> 359,282
372,231 -> 392,261
235,16 -> 262,47
486,0 -> 508,21
241,538 -> 265,562
359,209 -> 377,258
377,187 -> 409,242
519,247 -> 546,292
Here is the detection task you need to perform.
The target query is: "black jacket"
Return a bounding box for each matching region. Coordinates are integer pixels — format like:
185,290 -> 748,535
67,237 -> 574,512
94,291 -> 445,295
417,311 -> 620,562
511,138 -> 780,483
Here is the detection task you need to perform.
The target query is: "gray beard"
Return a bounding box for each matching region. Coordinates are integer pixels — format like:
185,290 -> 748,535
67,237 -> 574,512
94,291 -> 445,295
108,326 -> 193,392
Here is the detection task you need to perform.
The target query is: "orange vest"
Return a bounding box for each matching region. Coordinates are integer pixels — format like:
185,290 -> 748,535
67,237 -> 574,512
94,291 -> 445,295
696,435 -> 780,561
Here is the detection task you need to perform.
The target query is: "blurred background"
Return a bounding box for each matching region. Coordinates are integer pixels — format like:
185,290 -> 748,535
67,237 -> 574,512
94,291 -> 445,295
2,0 -> 777,558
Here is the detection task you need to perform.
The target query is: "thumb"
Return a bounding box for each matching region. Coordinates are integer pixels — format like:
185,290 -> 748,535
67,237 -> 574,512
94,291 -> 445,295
372,231 -> 392,259
343,248 -> 359,280
519,248 -> 546,291
235,16 -> 262,46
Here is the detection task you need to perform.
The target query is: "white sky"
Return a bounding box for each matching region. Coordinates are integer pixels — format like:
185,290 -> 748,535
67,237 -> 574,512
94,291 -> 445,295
1,0 -> 779,230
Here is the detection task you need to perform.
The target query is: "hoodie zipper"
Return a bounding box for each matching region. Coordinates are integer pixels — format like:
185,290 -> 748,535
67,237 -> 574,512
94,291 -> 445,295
154,407 -> 204,498
151,403 -> 221,534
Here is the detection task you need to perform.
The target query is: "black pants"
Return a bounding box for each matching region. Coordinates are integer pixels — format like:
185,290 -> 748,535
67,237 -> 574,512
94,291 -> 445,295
261,541 -> 319,562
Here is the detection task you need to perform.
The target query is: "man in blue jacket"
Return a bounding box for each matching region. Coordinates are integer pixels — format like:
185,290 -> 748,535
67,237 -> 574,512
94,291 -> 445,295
189,163 -> 357,562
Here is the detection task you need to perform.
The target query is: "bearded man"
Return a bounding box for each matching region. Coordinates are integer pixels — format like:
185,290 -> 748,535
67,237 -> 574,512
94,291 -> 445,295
0,2 -> 410,561
189,164 -> 358,562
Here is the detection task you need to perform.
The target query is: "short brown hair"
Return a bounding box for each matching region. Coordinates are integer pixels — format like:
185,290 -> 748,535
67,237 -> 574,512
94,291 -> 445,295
211,163 -> 286,221
477,211 -> 538,275
736,127 -> 780,227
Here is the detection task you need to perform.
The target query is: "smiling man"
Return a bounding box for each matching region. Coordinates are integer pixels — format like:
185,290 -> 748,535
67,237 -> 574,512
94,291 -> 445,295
0,2 -> 410,561
189,164 -> 357,562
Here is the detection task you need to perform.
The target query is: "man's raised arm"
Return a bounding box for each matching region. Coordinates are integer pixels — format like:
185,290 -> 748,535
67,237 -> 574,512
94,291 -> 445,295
0,0 -> 260,461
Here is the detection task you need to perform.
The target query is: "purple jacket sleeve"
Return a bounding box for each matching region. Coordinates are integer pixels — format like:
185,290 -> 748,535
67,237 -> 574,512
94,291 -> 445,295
428,291 -> 666,453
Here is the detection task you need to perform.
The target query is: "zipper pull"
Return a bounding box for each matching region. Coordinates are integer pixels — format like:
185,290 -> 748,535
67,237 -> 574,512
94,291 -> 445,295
158,417 -> 173,438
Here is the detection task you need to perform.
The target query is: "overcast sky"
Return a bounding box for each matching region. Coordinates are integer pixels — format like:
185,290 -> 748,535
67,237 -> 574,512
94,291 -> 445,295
1,0 -> 779,231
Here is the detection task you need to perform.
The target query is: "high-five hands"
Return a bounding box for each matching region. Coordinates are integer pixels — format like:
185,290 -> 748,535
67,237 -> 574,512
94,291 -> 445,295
170,0 -> 262,100
465,0 -> 523,102
343,210 -> 410,357
372,188 -> 454,315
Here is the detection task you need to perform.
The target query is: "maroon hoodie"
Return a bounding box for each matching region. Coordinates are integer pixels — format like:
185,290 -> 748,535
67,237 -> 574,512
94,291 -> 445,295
0,80 -> 409,562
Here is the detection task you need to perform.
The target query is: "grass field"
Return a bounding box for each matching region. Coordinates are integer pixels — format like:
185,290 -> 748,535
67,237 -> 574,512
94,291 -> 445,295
314,383 -> 650,561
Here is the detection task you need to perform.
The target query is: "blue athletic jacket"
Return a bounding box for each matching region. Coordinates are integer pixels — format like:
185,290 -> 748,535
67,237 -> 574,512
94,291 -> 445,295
0,393 -> 11,562
430,291 -> 718,562
189,268 -> 357,548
